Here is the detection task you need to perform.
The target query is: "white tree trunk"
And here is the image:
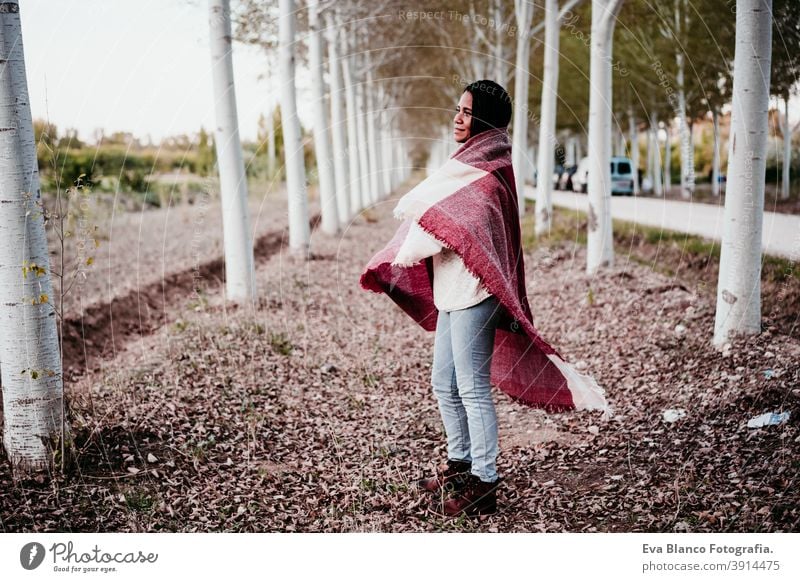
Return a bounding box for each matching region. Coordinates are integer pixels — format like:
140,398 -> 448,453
365,58 -> 381,203
676,54 -> 694,198
513,0 -> 534,217
325,9 -> 350,226
279,0 -> 310,255
341,44 -> 362,215
587,0 -> 623,274
566,136 -> 576,166
650,112 -> 663,196
396,130 -> 404,185
664,121 -> 672,194
387,128 -> 395,191
645,121 -> 653,186
307,0 -> 338,235
355,73 -> 371,205
628,108 -> 640,194
467,15 -> 488,84
266,102 -> 276,177
714,0 -> 772,347
535,0 -> 558,236
396,134 -> 406,185
781,95 -> 791,200
527,145 -> 536,185
390,124 -> 399,188
493,0 -> 510,87
0,0 -> 67,477
380,104 -> 393,194
712,107 -> 721,196
402,137 -> 410,182
688,119 -> 695,190
209,0 -> 256,299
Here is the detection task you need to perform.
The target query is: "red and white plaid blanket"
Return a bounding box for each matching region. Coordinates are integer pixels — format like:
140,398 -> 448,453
360,128 -> 611,417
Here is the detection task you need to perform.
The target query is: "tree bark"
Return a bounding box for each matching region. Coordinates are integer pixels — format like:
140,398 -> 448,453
355,82 -> 371,203
781,95 -> 791,200
513,0 -> 534,217
664,121 -> 672,194
712,107 -> 721,196
650,112 -> 663,196
392,130 -> 404,188
535,0 -> 558,236
279,0 -> 311,255
266,102 -> 276,178
341,38 -> 363,215
307,0 -> 338,235
587,0 -> 623,274
355,66 -> 371,205
0,0 -> 68,478
493,0 -> 510,87
676,58 -> 694,197
628,108 -> 640,195
209,0 -> 256,299
325,9 -> 350,226
365,57 -> 382,203
566,136 -> 576,166
379,89 -> 392,196
688,118 -> 695,191
644,119 -> 653,189
714,0 -> 772,347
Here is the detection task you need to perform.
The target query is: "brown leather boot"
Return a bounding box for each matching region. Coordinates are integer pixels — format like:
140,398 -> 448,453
441,474 -> 501,517
417,459 -> 472,494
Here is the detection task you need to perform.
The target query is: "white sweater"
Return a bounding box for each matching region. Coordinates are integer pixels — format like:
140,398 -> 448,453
392,220 -> 491,312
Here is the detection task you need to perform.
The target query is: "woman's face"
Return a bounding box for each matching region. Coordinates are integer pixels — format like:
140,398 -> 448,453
453,91 -> 473,143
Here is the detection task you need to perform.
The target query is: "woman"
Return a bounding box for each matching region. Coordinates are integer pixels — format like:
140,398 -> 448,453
360,80 -> 610,519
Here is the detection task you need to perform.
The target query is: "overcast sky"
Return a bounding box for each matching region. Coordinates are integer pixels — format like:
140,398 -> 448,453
20,0 -> 293,144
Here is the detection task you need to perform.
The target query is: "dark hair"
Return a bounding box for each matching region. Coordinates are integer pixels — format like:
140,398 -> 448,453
463,80 -> 512,137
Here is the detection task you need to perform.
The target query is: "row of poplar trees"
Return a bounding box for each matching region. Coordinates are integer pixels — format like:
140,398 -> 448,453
0,0 -> 419,479
0,0 -> 796,478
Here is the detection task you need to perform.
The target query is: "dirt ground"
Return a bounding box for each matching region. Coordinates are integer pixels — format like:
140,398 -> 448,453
0,177 -> 797,532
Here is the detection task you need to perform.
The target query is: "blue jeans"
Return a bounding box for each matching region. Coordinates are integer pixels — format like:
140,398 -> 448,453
430,295 -> 502,483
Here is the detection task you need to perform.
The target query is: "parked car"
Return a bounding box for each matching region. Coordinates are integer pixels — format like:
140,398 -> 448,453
557,165 -> 578,191
571,156 -> 636,195
611,157 -> 635,195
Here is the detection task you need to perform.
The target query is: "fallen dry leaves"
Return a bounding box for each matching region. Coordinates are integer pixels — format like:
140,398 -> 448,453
0,180 -> 797,532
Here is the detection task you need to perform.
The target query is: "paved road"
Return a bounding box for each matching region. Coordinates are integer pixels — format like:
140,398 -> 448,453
524,186 -> 800,261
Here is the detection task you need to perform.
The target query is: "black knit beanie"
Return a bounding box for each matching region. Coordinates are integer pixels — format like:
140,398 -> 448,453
463,80 -> 513,137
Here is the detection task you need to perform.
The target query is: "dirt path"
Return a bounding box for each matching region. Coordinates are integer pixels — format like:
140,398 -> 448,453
1,177 -> 797,533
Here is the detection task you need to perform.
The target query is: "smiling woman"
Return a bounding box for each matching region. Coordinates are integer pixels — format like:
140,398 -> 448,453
457,80 -> 513,139
453,91 -> 473,143
362,78 -> 610,520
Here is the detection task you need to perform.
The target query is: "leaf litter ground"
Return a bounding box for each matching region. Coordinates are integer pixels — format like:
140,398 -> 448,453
1,180 -> 797,532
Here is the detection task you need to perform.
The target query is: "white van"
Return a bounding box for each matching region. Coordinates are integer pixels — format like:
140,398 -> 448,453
571,156 -> 636,195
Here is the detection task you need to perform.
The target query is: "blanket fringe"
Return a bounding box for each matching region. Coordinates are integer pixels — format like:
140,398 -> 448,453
545,354 -> 614,421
